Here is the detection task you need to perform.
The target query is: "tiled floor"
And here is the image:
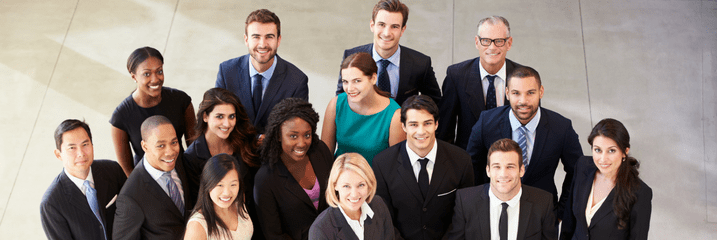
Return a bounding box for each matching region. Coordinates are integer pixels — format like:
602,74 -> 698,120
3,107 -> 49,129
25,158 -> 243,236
1,0 -> 715,238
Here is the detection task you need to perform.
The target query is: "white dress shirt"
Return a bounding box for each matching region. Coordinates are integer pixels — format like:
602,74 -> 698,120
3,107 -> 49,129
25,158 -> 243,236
64,167 -> 94,195
489,187 -> 522,240
143,157 -> 184,204
338,202 -> 375,240
509,107 -> 541,165
479,60 -> 508,107
406,140 -> 438,183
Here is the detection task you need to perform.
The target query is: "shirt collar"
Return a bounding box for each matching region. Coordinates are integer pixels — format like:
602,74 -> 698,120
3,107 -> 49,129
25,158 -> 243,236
64,167 -> 94,193
372,44 -> 401,68
249,54 -> 278,80
406,140 -> 438,166
143,157 -> 172,181
488,185 -> 523,207
478,59 -> 507,81
338,201 -> 375,223
509,107 -> 541,133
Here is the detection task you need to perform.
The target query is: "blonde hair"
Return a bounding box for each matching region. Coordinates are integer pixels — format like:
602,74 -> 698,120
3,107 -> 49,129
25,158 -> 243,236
325,153 -> 377,208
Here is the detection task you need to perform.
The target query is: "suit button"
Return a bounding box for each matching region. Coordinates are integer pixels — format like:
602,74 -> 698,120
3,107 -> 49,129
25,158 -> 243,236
422,208 -> 427,212
423,225 -> 427,229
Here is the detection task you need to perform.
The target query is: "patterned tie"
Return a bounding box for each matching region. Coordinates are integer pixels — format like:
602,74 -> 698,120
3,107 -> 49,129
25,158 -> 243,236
84,180 -> 107,240
377,59 -> 391,95
252,74 -> 263,113
500,202 -> 508,240
485,75 -> 497,110
518,126 -> 529,167
418,158 -> 429,199
163,172 -> 184,216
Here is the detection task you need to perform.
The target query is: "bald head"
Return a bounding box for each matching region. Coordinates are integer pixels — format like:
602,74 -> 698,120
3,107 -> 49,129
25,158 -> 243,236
141,115 -> 173,141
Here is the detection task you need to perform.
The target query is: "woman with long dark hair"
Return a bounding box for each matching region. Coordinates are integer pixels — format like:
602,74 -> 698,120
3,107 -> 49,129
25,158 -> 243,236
561,118 -> 652,239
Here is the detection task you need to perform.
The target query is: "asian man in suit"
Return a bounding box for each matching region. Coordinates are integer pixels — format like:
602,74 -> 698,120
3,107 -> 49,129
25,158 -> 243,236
437,16 -> 524,150
113,115 -> 196,240
466,66 -> 583,220
41,119 -> 127,240
372,95 -> 474,240
335,0 -> 441,106
216,9 -> 309,135
446,138 -> 557,240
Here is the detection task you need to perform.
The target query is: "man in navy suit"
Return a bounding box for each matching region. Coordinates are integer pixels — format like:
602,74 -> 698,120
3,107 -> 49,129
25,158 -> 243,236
437,16 -> 524,150
216,9 -> 308,134
372,95 -> 474,240
335,0 -> 441,106
41,119 -> 126,240
466,66 -> 582,220
446,139 -> 557,240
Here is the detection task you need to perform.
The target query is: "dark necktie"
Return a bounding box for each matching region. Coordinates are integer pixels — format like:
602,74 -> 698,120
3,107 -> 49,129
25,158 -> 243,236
500,202 -> 508,240
377,59 -> 391,95
485,75 -> 497,110
418,158 -> 429,198
163,172 -> 184,216
84,181 -> 107,240
252,74 -> 263,113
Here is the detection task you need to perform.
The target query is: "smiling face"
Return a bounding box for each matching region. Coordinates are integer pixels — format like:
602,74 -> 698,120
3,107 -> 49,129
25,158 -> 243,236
203,103 -> 236,140
209,168 -> 240,210
341,67 -> 377,103
591,136 -> 628,177
244,22 -> 281,72
141,123 -> 179,172
280,117 -> 312,162
55,127 -> 94,179
370,10 -> 406,58
506,76 -> 544,125
402,109 -> 438,157
131,57 -> 164,98
476,22 -> 512,72
336,170 -> 369,218
486,150 -> 525,201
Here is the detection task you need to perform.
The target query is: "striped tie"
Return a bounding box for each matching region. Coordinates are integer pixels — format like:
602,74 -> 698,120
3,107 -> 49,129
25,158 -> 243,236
163,172 -> 184,216
84,180 -> 107,240
518,126 -> 529,166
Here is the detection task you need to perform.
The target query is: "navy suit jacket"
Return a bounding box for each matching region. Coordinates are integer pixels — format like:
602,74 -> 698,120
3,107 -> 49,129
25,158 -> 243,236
335,44 -> 441,106
112,156 -> 196,240
308,196 -> 401,240
216,54 -> 309,133
466,106 -> 583,218
372,140 -> 474,240
437,57 -> 523,149
445,184 -> 557,240
560,156 -> 652,240
41,160 -> 126,240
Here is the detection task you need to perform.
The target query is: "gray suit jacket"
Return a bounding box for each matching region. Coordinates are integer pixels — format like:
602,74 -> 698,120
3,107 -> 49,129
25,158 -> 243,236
308,196 -> 401,240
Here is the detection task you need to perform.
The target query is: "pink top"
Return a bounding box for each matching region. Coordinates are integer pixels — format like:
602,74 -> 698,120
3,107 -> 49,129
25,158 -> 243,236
303,177 -> 320,209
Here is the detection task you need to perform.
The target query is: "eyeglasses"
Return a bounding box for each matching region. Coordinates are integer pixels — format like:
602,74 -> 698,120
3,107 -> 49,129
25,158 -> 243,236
478,37 -> 509,47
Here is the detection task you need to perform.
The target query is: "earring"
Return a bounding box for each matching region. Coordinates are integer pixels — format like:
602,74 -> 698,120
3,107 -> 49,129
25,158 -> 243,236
622,157 -> 625,162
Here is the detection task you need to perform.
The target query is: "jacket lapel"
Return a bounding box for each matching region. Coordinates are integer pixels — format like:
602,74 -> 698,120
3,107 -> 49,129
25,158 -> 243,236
516,187 -> 533,240
500,109 -> 513,139
397,46 -> 410,100
576,164 -> 596,230
255,55 -> 285,121
424,143 -> 447,206
60,172 -> 96,220
396,145 -> 425,203
524,112 -> 549,180
478,186 -> 492,240
92,166 -> 109,222
277,161 -> 315,209
589,189 -> 616,229
466,59 -> 486,119
137,161 -> 184,219
238,56 -> 256,123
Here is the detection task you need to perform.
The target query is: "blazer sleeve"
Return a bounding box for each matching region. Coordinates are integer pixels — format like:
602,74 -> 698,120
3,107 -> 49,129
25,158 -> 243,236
40,201 -> 73,240
444,190 -> 467,240
112,194 -> 143,240
215,64 -> 226,88
336,50 -> 350,95
541,197 -> 558,240
372,159 -> 396,221
557,121 -> 583,218
254,173 -> 293,240
559,168 -> 579,240
437,68 -> 459,144
418,56 -> 442,105
308,212 -> 331,240
295,73 -> 309,101
466,115 -> 488,185
629,184 -> 653,240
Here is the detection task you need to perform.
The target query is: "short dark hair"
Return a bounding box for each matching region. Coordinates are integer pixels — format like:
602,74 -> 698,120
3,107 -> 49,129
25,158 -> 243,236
245,9 -> 281,36
126,46 -> 164,74
260,98 -> 321,168
507,66 -> 542,87
372,0 -> 409,28
54,119 -> 92,150
341,52 -> 391,98
192,153 -> 247,239
487,138 -> 523,167
400,95 -> 439,124
140,115 -> 173,141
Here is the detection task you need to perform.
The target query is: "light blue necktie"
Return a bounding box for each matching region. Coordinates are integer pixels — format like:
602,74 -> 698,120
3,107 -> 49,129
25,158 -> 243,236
163,172 -> 184,216
518,126 -> 529,167
84,180 -> 107,240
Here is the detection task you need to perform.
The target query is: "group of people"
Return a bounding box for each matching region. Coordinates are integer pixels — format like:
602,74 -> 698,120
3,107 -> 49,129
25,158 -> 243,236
39,0 -> 653,239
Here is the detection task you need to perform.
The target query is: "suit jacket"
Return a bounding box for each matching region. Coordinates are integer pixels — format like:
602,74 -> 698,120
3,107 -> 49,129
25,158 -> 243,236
560,156 -> 652,240
465,106 -> 583,218
112,156 -> 196,240
437,57 -> 523,149
40,160 -> 126,240
372,140 -> 474,240
254,141 -> 334,240
335,44 -> 441,106
446,184 -> 557,240
216,54 -> 309,133
308,196 -> 401,240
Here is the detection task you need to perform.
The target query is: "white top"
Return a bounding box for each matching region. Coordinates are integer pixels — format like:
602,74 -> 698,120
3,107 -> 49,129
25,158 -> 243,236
187,208 -> 253,240
143,157 -> 184,204
338,201 -> 375,240
64,167 -> 94,195
406,140 -> 438,183
488,186 -> 522,240
479,60 -> 508,107
509,107 -> 541,165
585,181 -> 607,226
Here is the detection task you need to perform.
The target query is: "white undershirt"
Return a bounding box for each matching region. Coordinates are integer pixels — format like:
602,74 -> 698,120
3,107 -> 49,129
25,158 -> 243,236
585,180 -> 607,226
64,167 -> 94,196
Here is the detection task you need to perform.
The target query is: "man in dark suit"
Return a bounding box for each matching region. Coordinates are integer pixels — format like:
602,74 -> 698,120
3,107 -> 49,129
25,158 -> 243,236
113,115 -> 196,240
446,138 -> 556,240
216,9 -> 308,134
437,16 -> 524,150
466,66 -> 583,220
372,95 -> 474,240
335,0 -> 441,106
41,119 -> 127,240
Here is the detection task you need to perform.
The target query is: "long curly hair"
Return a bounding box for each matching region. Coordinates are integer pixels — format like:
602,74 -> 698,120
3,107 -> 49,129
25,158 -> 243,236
260,98 -> 321,168
195,88 -> 259,167
588,118 -> 641,230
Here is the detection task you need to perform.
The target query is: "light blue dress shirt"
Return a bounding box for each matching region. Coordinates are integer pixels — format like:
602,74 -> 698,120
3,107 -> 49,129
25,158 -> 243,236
372,46 -> 401,98
248,55 -> 278,98
508,107 -> 541,165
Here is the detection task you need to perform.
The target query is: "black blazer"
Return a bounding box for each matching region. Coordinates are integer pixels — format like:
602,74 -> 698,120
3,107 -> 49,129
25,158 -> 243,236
254,141 -> 334,240
445,184 -> 557,240
465,105 -> 583,217
335,43 -> 441,106
112,156 -> 196,240
436,57 -> 522,149
560,156 -> 652,240
216,54 -> 309,133
308,196 -> 401,240
40,160 -> 126,240
372,140 -> 474,240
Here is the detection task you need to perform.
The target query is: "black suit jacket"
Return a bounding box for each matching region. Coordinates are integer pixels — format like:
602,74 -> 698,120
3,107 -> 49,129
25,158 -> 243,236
372,140 -> 474,240
254,141 -> 334,240
445,184 -> 557,240
112,156 -> 196,240
308,196 -> 401,240
466,106 -> 583,218
560,156 -> 652,240
437,57 -> 522,149
216,54 -> 309,133
40,160 -> 126,240
335,44 -> 441,106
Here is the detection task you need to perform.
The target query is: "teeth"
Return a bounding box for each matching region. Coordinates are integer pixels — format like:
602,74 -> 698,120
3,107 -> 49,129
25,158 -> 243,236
149,85 -> 160,89
348,198 -> 360,203
220,197 -> 231,202
161,159 -> 174,163
220,128 -> 229,132
294,150 -> 305,154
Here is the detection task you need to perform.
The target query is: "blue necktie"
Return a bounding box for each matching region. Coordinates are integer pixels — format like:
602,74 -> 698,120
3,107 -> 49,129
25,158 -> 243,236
377,59 -> 391,95
518,126 -> 529,167
163,172 -> 184,216
84,180 -> 107,240
252,74 -> 263,113
485,75 -> 497,110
